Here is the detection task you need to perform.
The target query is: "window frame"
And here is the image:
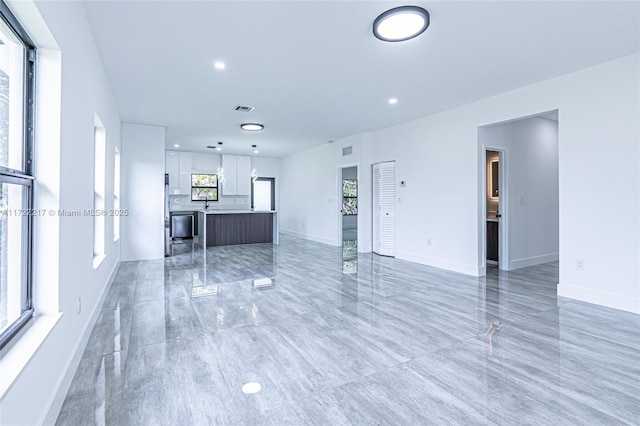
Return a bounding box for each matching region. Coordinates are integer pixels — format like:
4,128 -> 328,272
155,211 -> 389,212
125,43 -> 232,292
0,1 -> 36,350
190,173 -> 218,202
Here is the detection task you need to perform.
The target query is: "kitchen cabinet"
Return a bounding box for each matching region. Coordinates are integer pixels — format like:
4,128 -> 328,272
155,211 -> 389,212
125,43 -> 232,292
487,220 -> 498,262
222,154 -> 251,196
165,151 -> 192,195
165,151 -> 180,194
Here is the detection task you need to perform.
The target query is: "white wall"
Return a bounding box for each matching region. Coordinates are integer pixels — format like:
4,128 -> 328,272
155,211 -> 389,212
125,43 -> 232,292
479,116 -> 559,269
0,1 -> 122,424
280,133 -> 372,252
280,52 -> 640,313
121,123 -> 165,261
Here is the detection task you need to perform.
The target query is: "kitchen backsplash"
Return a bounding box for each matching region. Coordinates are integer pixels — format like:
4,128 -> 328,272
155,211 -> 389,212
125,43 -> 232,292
169,194 -> 250,211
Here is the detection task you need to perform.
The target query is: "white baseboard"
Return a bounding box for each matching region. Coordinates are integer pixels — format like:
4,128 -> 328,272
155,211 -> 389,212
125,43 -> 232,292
280,229 -> 339,247
558,282 -> 640,314
508,252 -> 559,270
395,250 -> 481,276
40,260 -> 120,425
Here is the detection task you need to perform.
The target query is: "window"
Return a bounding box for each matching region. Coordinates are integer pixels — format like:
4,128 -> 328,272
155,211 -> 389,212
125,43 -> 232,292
93,118 -> 106,267
191,173 -> 218,201
0,2 -> 36,350
342,179 -> 357,215
113,147 -> 120,241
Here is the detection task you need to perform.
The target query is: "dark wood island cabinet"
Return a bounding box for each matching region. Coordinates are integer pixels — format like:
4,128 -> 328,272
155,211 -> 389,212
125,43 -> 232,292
198,210 -> 277,247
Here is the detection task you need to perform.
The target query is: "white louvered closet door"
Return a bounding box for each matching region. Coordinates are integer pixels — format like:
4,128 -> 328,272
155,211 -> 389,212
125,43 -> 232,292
372,161 -> 396,257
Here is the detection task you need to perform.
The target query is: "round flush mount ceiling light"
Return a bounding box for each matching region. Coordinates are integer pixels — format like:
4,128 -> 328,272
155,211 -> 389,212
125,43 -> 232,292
213,61 -> 225,70
388,97 -> 398,105
373,6 -> 430,42
241,123 -> 264,131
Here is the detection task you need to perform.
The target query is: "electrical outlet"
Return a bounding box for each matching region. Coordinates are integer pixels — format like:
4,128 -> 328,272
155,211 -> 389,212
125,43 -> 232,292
77,297 -> 82,316
427,238 -> 432,246
575,258 -> 585,271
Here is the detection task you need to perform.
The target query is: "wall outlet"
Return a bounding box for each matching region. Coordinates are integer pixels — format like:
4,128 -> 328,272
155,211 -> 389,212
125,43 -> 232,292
575,257 -> 585,271
77,297 -> 82,316
427,238 -> 432,246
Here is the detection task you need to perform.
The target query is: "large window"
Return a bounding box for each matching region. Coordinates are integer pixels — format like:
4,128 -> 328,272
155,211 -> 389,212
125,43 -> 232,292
191,173 -> 218,201
113,147 -> 120,241
93,118 -> 106,267
0,3 -> 36,350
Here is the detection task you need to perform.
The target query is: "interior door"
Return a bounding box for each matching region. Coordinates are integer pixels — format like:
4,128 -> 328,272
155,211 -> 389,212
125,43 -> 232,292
373,161 -> 396,256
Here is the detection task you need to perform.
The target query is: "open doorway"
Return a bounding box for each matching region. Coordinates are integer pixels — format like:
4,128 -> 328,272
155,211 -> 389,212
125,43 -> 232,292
251,177 -> 275,211
479,110 -> 559,273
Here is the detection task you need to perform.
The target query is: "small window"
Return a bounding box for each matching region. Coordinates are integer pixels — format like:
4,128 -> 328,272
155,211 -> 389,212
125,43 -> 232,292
191,173 -> 218,201
342,179 -> 357,215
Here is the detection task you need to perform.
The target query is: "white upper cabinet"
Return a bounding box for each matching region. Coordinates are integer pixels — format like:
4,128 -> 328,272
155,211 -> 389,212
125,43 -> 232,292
222,154 -> 251,196
178,152 -> 192,196
236,155 -> 251,195
165,151 -> 180,194
165,150 -> 192,195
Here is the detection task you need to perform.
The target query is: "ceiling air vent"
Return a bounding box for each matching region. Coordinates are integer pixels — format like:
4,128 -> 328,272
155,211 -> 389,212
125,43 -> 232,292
235,105 -> 255,113
342,146 -> 353,156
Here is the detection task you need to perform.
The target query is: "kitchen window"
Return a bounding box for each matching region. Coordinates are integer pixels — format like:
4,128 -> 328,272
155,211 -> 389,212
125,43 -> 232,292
191,173 -> 218,201
0,2 -> 36,350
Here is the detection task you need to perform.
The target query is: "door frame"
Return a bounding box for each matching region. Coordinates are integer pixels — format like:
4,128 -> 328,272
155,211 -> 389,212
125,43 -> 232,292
480,146 -> 509,273
337,164 -> 359,249
251,177 -> 275,211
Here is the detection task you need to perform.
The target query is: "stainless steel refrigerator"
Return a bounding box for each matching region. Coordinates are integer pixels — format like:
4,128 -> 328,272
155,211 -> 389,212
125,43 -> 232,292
164,174 -> 170,257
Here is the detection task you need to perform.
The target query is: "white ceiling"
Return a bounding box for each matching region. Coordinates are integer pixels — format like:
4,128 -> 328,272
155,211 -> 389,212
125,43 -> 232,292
82,1 -> 640,158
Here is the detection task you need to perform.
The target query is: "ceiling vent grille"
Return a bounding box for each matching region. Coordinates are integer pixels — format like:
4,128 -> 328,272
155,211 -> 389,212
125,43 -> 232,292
342,146 -> 353,156
235,105 -> 255,113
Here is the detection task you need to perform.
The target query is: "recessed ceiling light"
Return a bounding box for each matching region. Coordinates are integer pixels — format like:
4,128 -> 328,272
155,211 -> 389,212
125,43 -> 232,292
241,382 -> 262,394
213,61 -> 225,70
174,144 -> 180,148
373,6 -> 430,42
241,123 -> 264,131
216,141 -> 223,151
388,98 -> 398,105
252,144 -> 259,154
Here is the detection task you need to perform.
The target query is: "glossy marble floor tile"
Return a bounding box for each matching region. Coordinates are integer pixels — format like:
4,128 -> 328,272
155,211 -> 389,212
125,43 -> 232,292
56,236 -> 640,425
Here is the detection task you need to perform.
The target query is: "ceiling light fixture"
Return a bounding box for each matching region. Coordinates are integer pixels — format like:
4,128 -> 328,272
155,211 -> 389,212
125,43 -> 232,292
252,144 -> 259,154
388,97 -> 398,105
241,123 -> 264,131
174,144 -> 180,148
373,6 -> 430,42
213,61 -> 225,70
217,141 -> 223,151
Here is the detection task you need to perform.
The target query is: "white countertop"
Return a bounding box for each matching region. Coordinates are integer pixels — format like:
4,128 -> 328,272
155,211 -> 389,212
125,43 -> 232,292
198,209 -> 276,214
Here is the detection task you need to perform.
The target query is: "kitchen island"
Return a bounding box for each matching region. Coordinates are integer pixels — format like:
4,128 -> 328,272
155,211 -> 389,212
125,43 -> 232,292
197,210 -> 278,247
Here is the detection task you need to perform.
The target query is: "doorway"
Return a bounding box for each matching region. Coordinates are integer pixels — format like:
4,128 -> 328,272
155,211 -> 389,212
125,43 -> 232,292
486,149 -> 502,267
251,177 -> 275,211
479,110 -> 559,273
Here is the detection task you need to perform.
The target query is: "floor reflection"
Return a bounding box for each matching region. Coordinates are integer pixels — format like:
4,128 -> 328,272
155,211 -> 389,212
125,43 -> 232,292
56,239 -> 640,426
